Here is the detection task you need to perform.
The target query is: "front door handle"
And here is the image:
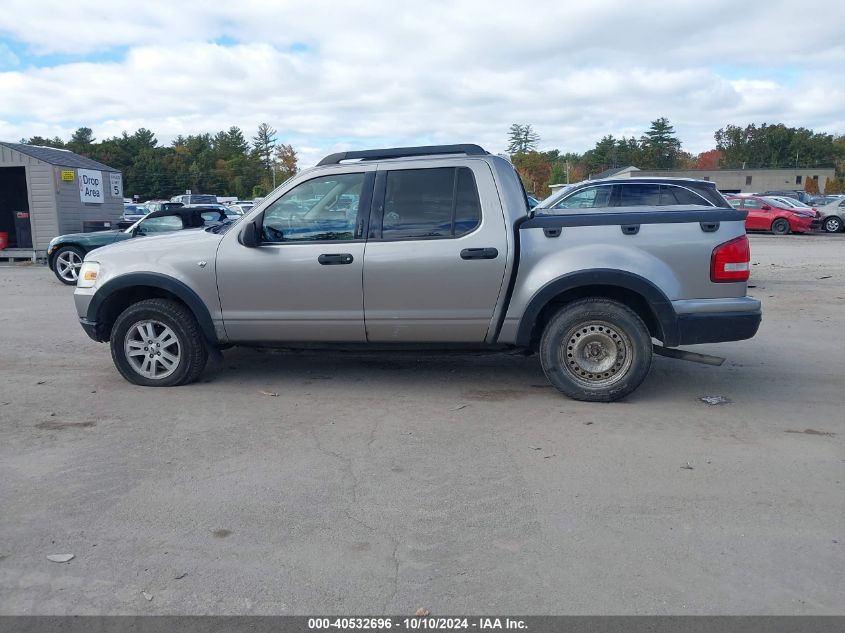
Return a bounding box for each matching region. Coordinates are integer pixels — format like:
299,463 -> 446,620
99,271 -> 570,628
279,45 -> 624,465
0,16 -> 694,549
318,253 -> 354,265
460,247 -> 498,260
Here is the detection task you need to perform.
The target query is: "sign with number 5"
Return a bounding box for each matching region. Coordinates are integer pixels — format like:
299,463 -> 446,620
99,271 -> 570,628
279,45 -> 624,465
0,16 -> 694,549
109,172 -> 123,198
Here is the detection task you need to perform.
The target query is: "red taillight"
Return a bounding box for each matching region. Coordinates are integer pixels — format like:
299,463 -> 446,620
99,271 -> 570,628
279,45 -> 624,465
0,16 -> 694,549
711,235 -> 750,283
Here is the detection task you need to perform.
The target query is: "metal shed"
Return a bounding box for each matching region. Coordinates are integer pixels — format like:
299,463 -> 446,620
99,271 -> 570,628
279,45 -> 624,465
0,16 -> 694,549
0,142 -> 123,260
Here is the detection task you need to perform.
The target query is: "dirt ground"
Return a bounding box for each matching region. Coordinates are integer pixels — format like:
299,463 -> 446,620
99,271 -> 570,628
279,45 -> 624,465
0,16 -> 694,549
0,234 -> 843,615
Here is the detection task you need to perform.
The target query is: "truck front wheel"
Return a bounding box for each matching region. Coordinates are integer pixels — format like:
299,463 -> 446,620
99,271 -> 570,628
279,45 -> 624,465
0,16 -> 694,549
539,298 -> 652,402
110,298 -> 208,387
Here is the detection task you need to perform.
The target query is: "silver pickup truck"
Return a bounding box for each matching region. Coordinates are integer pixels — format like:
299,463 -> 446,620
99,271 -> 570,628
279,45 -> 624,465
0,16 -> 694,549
73,144 -> 760,401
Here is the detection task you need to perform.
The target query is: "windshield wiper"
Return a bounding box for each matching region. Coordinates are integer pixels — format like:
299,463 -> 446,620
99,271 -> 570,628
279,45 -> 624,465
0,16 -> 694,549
206,220 -> 235,234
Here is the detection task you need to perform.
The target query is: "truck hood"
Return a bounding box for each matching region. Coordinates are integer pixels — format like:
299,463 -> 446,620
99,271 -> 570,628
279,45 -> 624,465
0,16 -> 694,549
89,228 -> 222,260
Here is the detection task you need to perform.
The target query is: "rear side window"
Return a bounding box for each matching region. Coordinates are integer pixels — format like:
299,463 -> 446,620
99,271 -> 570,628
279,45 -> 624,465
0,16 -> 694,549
619,183 -> 661,206
381,167 -> 481,240
692,184 -> 730,207
660,185 -> 710,206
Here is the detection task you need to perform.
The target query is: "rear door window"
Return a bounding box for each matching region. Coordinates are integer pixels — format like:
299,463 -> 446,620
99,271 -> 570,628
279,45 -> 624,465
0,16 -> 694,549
381,167 -> 481,240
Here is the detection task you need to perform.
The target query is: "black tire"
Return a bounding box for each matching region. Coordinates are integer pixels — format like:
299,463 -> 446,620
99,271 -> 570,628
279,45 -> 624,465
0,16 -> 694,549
539,298 -> 652,402
52,245 -> 85,285
771,218 -> 791,235
110,298 -> 208,387
823,216 -> 843,233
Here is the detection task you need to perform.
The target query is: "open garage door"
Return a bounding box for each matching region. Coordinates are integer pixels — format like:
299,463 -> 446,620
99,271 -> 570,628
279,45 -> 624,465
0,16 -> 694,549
0,167 -> 31,249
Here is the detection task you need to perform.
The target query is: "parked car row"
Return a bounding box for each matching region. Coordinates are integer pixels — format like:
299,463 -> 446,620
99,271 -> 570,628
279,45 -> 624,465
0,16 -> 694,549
48,206 -> 234,284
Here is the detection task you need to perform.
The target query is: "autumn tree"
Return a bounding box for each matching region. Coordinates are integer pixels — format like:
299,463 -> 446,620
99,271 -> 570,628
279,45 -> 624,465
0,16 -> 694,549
696,149 -> 722,170
823,177 -> 836,194
804,176 -> 819,195
512,151 -> 552,197
507,124 -> 540,154
274,143 -> 298,182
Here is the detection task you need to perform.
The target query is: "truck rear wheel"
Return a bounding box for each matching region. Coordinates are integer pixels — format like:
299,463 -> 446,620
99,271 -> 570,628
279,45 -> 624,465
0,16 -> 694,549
110,298 -> 208,387
539,298 -> 652,402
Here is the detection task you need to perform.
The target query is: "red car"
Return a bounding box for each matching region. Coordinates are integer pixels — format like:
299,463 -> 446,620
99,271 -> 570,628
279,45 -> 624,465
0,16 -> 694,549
726,195 -> 817,235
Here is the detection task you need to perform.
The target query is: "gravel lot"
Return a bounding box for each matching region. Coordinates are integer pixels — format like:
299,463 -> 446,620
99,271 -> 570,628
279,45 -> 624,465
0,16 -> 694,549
1,234 -> 843,615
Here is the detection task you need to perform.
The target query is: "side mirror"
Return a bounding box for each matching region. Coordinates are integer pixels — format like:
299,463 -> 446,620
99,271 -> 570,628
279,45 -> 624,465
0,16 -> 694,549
239,218 -> 261,247
761,205 -> 771,211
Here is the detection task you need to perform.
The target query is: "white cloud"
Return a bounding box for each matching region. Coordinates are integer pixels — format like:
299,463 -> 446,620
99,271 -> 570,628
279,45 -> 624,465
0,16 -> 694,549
1,0 -> 844,166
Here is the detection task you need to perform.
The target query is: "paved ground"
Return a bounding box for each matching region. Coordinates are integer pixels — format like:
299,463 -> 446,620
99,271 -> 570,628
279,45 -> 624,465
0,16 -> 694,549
0,234 -> 843,615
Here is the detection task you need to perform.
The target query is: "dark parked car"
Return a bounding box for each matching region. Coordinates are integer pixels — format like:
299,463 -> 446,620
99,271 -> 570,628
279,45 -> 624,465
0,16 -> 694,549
47,206 -> 231,285
536,177 -> 730,210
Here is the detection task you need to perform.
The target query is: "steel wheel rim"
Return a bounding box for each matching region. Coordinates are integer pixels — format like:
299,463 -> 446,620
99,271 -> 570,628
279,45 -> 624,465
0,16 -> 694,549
56,251 -> 82,282
124,320 -> 181,380
559,320 -> 633,388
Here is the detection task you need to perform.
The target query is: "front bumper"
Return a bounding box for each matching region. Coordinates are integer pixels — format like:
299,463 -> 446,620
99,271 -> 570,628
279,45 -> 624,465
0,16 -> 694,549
79,317 -> 100,341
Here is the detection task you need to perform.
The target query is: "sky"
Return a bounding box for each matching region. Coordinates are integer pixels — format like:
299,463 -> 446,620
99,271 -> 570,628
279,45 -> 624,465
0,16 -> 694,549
1,0 -> 843,167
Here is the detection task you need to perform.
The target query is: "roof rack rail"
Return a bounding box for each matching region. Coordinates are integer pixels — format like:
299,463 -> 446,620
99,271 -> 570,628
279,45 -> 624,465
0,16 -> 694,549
317,144 -> 488,166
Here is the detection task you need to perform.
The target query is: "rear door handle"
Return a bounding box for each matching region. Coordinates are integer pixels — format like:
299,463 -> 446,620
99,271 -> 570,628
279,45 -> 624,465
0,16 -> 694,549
460,247 -> 498,260
318,253 -> 354,265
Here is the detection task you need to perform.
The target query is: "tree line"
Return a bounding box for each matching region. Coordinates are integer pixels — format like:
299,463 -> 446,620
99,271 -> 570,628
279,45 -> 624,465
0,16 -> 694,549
20,123 -> 298,201
21,117 -> 845,200
508,119 -> 845,198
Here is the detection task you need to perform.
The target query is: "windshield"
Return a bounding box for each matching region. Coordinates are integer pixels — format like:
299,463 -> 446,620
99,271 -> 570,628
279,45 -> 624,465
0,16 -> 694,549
536,185 -> 576,209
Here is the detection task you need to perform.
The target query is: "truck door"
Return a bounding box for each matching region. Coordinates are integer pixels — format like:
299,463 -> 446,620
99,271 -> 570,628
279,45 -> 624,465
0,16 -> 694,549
216,169 -> 374,342
363,162 -> 509,342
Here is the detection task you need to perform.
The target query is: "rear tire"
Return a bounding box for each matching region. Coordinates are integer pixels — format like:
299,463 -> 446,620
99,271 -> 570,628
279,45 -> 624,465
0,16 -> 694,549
771,218 -> 791,235
110,298 -> 208,387
52,246 -> 84,285
539,298 -> 652,402
823,216 -> 843,233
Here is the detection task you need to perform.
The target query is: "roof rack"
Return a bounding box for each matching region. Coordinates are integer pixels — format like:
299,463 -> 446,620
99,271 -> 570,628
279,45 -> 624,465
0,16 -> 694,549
317,144 -> 488,166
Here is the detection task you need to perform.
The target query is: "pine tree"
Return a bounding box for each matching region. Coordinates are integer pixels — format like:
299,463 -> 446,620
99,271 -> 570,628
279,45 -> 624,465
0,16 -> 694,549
507,124 -> 540,154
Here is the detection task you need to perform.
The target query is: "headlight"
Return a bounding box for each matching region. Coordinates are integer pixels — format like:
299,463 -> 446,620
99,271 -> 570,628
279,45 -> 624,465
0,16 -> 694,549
77,261 -> 100,288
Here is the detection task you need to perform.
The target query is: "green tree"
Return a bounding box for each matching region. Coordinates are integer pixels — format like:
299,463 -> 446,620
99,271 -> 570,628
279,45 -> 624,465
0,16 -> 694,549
507,124 -> 540,154
22,135 -> 65,148
67,127 -> 96,155
640,117 -> 682,169
252,122 -> 277,184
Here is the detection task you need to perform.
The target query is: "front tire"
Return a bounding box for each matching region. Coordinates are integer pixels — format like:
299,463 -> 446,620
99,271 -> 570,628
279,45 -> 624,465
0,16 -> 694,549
771,218 -> 791,235
539,298 -> 652,402
823,216 -> 843,233
110,299 -> 208,386
52,246 -> 84,285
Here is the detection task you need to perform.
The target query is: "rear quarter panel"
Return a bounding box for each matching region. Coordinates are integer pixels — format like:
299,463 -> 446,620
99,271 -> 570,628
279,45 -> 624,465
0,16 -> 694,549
499,216 -> 749,342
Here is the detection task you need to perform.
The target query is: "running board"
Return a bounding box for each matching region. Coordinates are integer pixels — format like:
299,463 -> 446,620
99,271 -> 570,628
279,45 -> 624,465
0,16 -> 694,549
653,345 -> 725,366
